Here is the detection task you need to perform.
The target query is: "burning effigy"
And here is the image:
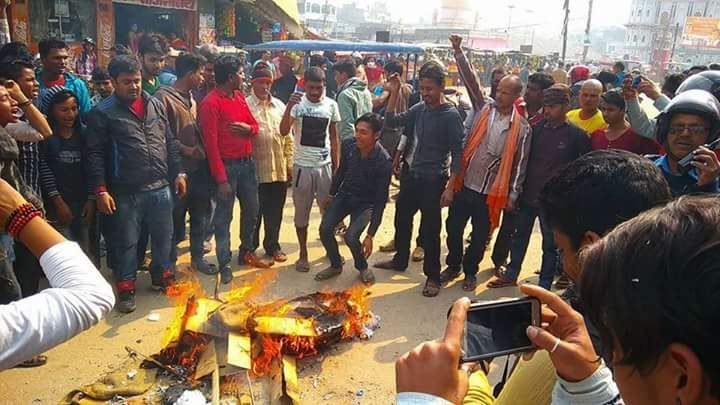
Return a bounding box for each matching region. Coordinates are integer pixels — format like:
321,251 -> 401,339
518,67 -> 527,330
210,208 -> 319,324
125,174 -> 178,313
61,271 -> 380,404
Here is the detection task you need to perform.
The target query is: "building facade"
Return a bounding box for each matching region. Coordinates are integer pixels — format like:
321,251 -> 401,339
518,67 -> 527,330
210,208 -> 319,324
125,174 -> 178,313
625,0 -> 720,65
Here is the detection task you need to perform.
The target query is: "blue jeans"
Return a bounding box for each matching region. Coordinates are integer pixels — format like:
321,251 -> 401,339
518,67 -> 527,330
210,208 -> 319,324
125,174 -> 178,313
214,159 -> 259,267
319,193 -> 372,271
503,203 -> 559,290
107,186 -> 174,283
172,167 -> 214,264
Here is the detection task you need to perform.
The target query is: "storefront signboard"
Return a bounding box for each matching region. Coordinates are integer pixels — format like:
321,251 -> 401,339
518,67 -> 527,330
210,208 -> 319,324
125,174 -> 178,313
112,0 -> 197,11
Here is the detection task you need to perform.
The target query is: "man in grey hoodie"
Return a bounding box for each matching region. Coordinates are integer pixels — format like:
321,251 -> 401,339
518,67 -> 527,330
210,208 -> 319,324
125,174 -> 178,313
334,59 -> 373,141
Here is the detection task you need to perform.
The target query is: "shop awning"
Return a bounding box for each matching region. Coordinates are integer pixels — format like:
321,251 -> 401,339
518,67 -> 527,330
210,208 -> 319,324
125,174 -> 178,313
242,0 -> 302,38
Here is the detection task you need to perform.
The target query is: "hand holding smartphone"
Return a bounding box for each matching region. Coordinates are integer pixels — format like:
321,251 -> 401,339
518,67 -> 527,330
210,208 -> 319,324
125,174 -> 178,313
449,297 -> 541,362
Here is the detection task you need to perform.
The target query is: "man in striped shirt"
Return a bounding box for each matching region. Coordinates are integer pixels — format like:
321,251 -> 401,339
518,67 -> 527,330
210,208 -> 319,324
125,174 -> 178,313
440,35 -> 532,292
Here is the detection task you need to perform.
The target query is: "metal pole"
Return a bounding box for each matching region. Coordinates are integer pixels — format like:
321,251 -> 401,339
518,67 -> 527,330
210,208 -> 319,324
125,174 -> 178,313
582,0 -> 594,63
561,0 -> 570,63
670,22 -> 680,62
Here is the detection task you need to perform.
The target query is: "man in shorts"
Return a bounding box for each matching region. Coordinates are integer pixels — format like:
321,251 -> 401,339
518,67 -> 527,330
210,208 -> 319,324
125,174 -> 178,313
280,67 -> 341,272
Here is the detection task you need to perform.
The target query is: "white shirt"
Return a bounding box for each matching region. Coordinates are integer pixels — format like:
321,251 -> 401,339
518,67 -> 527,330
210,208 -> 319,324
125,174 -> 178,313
0,241 -> 115,370
290,96 -> 341,168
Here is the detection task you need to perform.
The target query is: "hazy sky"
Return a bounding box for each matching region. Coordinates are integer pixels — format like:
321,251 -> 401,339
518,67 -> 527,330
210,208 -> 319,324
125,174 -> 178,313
350,0 -> 632,35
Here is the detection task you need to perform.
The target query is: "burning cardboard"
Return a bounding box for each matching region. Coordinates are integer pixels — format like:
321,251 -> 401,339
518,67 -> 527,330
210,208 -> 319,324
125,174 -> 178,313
62,271 -> 379,404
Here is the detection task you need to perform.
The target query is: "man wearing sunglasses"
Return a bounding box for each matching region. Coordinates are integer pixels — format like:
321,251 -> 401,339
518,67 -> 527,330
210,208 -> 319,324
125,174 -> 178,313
653,89 -> 720,196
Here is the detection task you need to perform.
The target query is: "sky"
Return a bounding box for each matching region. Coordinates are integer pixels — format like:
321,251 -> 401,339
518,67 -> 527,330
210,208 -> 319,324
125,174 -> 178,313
347,0 -> 632,35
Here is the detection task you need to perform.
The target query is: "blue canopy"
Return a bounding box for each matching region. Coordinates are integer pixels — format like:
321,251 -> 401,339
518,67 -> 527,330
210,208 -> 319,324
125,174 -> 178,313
244,40 -> 425,54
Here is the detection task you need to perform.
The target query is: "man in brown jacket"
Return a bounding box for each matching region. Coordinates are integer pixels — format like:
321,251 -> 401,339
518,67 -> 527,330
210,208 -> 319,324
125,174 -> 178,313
155,53 -> 216,275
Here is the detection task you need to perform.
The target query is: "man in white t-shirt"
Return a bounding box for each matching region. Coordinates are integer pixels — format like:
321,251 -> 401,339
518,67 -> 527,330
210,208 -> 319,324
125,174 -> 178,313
280,67 -> 341,272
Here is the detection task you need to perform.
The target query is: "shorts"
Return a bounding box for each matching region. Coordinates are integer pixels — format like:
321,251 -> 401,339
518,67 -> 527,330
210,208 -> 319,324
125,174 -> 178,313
292,163 -> 332,228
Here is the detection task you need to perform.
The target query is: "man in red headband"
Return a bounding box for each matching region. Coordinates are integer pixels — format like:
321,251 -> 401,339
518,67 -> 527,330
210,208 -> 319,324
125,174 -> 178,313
248,68 -> 294,263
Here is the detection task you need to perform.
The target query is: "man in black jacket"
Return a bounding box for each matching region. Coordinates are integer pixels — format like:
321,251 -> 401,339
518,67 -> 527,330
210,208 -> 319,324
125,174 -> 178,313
86,55 -> 186,313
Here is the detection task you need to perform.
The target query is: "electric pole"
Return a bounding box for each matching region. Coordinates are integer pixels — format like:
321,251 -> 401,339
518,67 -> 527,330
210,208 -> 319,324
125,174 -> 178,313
582,0 -> 594,62
561,0 -> 570,63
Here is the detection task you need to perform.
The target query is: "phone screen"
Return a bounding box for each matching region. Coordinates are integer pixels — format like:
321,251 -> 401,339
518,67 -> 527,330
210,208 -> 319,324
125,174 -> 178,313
463,299 -> 537,361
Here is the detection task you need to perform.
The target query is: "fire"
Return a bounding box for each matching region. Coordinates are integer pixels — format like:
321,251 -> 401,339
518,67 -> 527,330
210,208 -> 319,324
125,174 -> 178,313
157,271 -> 376,379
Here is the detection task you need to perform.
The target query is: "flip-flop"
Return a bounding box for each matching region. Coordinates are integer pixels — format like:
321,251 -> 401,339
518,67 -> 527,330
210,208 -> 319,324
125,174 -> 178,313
16,355 -> 47,368
439,268 -> 462,285
422,280 -> 441,297
295,259 -> 310,273
315,266 -> 343,281
486,276 -> 518,289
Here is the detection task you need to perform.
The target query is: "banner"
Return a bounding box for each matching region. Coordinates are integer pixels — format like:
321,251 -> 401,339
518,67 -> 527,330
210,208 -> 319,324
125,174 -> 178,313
682,16 -> 720,48
112,0 -> 196,11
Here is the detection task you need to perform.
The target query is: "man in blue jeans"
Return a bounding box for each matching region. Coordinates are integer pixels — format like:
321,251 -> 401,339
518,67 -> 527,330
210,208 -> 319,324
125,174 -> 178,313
316,113 -> 392,284
86,55 -> 186,313
199,55 -> 270,285
487,84 -> 590,290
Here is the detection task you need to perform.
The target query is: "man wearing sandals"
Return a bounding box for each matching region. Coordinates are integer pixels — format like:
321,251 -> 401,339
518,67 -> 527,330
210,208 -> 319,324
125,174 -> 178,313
373,61 -> 465,297
439,35 -> 532,293
316,113 -> 392,284
486,84 -> 591,290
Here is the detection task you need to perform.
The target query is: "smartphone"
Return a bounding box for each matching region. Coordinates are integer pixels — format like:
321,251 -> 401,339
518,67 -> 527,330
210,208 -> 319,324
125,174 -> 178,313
631,76 -> 642,88
678,137 -> 720,168
294,78 -> 305,94
458,297 -> 541,362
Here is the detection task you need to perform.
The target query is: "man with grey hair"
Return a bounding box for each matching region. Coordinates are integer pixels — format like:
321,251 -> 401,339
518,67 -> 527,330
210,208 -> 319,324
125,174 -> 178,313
566,79 -> 607,134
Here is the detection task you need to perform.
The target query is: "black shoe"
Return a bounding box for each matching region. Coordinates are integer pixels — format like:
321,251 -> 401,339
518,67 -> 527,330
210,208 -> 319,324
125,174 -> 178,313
220,265 -> 233,285
192,259 -> 219,275
439,267 -> 462,285
151,270 -> 176,292
117,289 -> 136,313
373,260 -> 405,272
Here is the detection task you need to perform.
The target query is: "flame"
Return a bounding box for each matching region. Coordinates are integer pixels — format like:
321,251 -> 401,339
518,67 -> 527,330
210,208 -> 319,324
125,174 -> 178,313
163,268 -> 206,346
159,269 -> 374,378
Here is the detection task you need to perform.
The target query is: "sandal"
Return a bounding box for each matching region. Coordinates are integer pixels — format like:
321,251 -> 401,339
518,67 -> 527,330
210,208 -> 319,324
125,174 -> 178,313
462,277 -> 478,291
16,355 -> 47,368
422,280 -> 441,297
295,258 -> 310,273
314,266 -> 343,281
359,268 -> 376,285
486,276 -> 518,289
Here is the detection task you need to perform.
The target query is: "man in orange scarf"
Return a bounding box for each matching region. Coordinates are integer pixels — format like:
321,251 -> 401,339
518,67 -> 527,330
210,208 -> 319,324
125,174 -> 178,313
440,37 -> 532,292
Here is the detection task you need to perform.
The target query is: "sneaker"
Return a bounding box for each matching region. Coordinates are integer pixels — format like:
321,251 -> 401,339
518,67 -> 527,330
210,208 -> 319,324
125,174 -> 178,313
220,265 -> 234,284
151,270 -> 176,292
116,281 -> 136,313
379,240 -> 396,253
238,251 -> 273,268
439,267 -> 462,285
411,246 -> 425,262
191,259 -> 219,275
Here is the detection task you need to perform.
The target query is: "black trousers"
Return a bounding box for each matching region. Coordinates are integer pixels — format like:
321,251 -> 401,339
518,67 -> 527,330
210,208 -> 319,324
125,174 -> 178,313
392,170 -> 447,283
490,210 -> 517,268
253,181 -> 288,255
14,240 -> 43,297
445,187 -> 491,278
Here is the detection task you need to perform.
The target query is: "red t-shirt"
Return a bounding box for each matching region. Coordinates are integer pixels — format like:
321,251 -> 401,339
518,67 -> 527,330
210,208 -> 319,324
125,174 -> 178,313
591,128 -> 662,155
44,75 -> 66,88
129,96 -> 145,120
198,89 -> 259,184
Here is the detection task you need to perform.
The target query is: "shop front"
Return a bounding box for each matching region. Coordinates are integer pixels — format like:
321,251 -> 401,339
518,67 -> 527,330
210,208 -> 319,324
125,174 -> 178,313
215,0 -> 301,47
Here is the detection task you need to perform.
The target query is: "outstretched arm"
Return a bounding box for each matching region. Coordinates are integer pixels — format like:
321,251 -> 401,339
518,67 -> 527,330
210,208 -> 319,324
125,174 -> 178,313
450,35 -> 485,112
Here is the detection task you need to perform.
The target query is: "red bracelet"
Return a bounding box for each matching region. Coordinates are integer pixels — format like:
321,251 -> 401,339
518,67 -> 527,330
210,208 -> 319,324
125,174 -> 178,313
6,203 -> 43,238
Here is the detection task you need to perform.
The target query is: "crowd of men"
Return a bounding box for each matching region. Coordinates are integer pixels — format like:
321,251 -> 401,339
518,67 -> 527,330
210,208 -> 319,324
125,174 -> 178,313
2,20 -> 720,400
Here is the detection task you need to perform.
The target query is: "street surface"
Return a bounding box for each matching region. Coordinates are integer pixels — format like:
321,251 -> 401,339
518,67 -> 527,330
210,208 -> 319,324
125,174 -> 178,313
0,191 -> 545,404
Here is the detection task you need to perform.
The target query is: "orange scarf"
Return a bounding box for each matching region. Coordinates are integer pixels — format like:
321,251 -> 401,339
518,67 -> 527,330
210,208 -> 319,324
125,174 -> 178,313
454,104 -> 524,230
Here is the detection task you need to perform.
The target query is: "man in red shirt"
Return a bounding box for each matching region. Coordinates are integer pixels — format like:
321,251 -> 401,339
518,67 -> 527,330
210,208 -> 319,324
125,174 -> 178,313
592,89 -> 661,155
199,55 -> 268,284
